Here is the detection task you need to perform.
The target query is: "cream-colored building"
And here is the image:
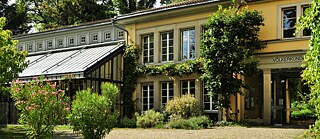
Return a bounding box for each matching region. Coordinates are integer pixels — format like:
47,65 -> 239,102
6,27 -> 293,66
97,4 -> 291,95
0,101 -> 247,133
117,0 -> 312,125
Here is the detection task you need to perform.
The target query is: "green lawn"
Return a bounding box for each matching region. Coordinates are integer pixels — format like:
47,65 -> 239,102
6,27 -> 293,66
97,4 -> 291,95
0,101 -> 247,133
0,125 -> 77,139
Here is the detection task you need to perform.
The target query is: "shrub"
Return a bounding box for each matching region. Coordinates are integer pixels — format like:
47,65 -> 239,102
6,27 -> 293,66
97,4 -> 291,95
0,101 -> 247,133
303,121 -> 320,138
119,117 -> 136,128
68,83 -> 119,139
291,102 -> 316,120
167,116 -> 212,130
214,121 -> 239,126
10,78 -> 70,139
165,94 -> 201,119
135,110 -> 164,128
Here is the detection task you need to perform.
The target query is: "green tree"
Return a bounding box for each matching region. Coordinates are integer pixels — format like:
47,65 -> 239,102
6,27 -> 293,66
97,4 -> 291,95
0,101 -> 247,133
296,0 -> 320,120
0,0 -> 30,35
18,0 -> 116,30
68,83 -> 119,139
114,0 -> 156,14
200,6 -> 264,120
0,17 -> 27,93
10,78 -> 70,139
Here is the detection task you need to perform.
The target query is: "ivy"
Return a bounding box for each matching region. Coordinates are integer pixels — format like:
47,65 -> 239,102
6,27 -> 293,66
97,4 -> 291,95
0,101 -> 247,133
137,58 -> 203,76
200,6 -> 264,120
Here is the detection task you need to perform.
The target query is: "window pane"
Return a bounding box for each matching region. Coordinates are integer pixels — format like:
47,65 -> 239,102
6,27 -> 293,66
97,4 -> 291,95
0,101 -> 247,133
283,28 -> 296,38
204,103 -> 210,110
283,19 -> 296,29
162,33 -> 167,40
283,8 -> 296,19
182,81 -> 188,88
303,29 -> 311,36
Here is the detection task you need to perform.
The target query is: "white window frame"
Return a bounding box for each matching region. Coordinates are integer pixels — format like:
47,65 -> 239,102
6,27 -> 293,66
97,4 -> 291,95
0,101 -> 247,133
47,40 -> 53,49
57,39 -> 63,48
118,30 -> 124,39
181,28 -> 195,60
161,31 -> 174,62
37,42 -> 43,51
142,34 -> 154,64
68,37 -> 75,46
180,80 -> 195,95
278,2 -> 311,39
91,33 -> 98,43
161,81 -> 174,106
105,31 -> 111,41
80,35 -> 86,44
26,43 -> 33,52
142,83 -> 154,112
203,85 -> 218,113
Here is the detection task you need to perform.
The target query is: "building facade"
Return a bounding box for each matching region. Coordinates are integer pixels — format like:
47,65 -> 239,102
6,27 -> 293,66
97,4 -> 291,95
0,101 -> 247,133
117,0 -> 311,125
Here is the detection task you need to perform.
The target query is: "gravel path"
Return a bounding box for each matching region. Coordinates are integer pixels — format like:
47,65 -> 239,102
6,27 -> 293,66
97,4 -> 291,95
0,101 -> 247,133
105,127 -> 307,139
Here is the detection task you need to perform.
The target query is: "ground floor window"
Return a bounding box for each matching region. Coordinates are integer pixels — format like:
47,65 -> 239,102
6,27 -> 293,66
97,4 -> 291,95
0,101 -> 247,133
161,82 -> 174,106
181,80 -> 195,95
142,84 -> 154,111
203,86 -> 218,112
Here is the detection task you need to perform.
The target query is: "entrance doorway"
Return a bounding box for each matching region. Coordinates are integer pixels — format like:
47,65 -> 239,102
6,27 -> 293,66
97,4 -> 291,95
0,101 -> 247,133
271,68 -> 303,125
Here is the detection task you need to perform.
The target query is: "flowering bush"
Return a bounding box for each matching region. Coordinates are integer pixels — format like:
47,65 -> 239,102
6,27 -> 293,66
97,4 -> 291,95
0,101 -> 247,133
10,78 -> 70,139
165,94 -> 201,119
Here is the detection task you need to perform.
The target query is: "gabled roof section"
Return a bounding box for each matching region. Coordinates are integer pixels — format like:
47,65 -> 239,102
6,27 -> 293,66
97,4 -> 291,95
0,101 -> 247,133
116,0 -> 226,21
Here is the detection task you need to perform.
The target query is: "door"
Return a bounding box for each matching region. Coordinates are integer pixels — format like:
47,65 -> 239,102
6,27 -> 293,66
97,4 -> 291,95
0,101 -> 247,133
272,75 -> 286,125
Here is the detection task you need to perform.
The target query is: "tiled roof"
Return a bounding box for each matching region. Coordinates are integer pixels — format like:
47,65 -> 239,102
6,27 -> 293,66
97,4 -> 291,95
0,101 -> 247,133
116,0 -> 224,19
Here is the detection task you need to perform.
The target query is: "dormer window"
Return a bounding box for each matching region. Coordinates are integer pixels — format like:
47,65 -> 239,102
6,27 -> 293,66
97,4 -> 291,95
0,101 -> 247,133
37,42 -> 43,51
57,39 -> 63,48
47,40 -> 53,49
92,34 -> 98,42
105,32 -> 111,40
118,31 -> 124,39
80,36 -> 86,44
68,37 -> 75,46
27,43 -> 33,52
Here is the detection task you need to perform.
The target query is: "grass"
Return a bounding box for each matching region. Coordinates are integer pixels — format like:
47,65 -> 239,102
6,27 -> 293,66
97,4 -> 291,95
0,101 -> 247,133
0,125 -> 75,139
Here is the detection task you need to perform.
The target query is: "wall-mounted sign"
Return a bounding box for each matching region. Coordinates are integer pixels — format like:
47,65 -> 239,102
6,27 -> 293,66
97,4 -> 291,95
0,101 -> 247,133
272,56 -> 304,63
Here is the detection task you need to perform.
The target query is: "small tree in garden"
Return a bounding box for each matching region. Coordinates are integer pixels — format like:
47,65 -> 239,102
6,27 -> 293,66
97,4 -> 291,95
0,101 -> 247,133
200,6 -> 264,120
10,78 -> 70,139
165,94 -> 201,119
69,82 -> 119,139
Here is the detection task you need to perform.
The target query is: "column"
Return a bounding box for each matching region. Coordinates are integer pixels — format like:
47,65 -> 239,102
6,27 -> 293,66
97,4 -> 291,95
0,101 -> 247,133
263,69 -> 272,125
154,80 -> 161,111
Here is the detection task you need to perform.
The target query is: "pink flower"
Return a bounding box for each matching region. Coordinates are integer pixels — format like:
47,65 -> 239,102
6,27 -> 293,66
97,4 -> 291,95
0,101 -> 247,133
45,92 -> 49,95
26,107 -> 32,111
14,88 -> 20,92
64,107 -> 70,111
51,84 -> 56,88
15,79 -> 19,83
52,92 -> 57,95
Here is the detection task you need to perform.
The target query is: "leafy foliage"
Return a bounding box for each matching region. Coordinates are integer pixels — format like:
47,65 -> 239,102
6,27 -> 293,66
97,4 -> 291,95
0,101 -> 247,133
0,0 -> 30,34
0,17 -> 27,93
165,94 -> 201,119
10,78 -> 70,139
135,110 -> 164,128
122,44 -> 139,118
200,6 -> 264,119
114,0 -> 156,14
167,116 -> 212,130
118,117 -> 136,128
297,0 -> 320,122
68,83 -> 119,139
18,0 -> 116,30
137,59 -> 203,76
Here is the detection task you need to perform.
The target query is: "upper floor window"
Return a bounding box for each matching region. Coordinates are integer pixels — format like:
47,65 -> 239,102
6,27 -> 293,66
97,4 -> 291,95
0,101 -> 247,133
27,43 -> 33,52
161,82 -> 174,106
57,39 -> 63,48
142,83 -> 154,111
80,36 -> 86,44
37,42 -> 43,51
105,32 -> 111,40
118,31 -> 124,39
281,4 -> 311,39
161,31 -> 174,62
68,37 -> 75,46
181,28 -> 195,60
142,34 -> 154,63
282,7 -> 296,38
181,80 -> 195,96
18,45 -> 23,51
47,40 -> 53,49
92,33 -> 98,42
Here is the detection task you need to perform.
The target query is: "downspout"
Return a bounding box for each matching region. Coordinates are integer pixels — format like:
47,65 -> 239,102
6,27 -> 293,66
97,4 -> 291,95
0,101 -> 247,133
111,17 -> 129,46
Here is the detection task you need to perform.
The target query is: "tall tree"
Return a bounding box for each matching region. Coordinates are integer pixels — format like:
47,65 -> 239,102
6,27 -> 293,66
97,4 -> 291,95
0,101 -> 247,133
114,0 -> 156,14
18,0 -> 116,30
297,0 -> 320,120
0,17 -> 28,92
0,0 -> 30,35
200,6 -> 264,120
